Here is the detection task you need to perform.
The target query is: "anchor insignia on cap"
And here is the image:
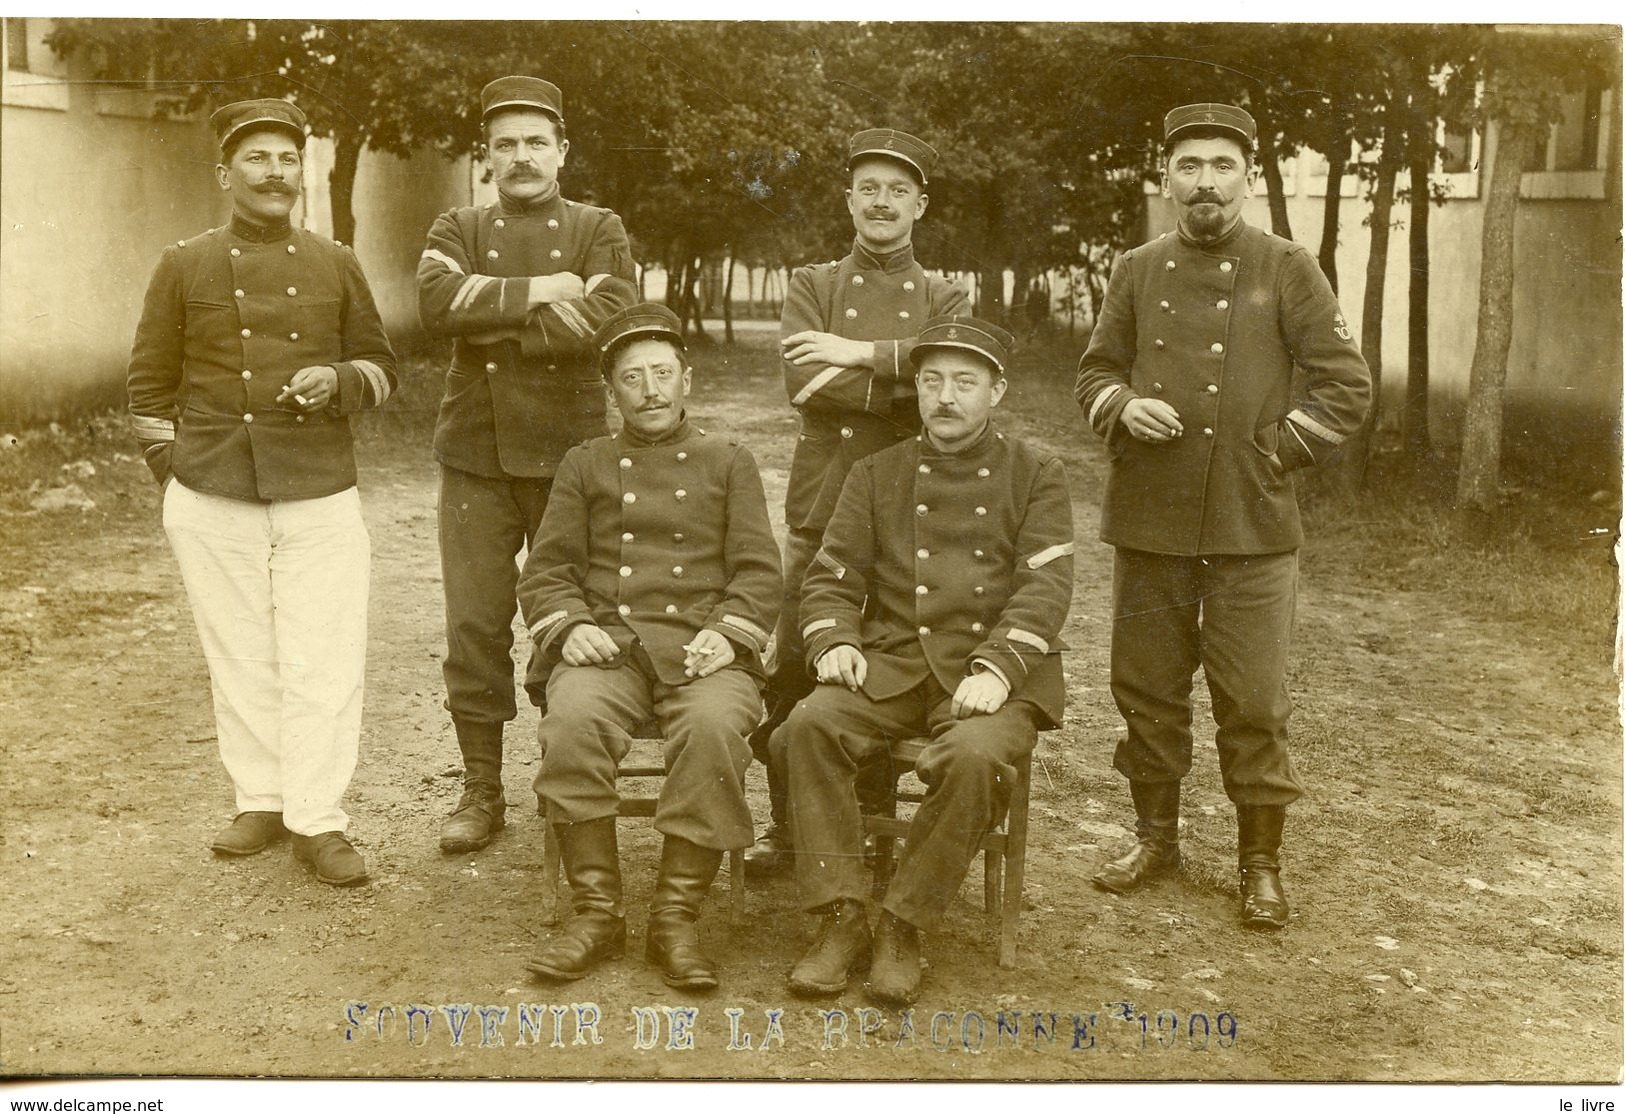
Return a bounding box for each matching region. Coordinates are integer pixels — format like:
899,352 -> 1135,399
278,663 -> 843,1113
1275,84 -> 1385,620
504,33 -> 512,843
947,327 -> 959,338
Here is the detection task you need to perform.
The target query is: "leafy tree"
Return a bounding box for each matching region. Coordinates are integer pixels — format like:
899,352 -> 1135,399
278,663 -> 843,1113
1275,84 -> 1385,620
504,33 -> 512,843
1455,26 -> 1618,528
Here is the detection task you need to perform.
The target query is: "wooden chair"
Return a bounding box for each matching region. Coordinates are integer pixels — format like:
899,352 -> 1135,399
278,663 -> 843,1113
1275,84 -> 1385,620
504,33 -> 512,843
861,735 -> 1033,969
538,737 -> 747,927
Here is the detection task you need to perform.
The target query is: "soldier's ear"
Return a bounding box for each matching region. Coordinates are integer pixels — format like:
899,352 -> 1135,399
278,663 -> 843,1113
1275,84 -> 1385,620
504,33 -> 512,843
214,164 -> 231,191
915,191 -> 929,219
1159,166 -> 1172,199
990,376 -> 1008,407
558,138 -> 570,164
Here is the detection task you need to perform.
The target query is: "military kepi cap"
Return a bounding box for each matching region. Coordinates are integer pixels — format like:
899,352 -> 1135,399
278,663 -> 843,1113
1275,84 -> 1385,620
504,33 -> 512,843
594,303 -> 685,375
482,75 -> 564,123
848,128 -> 937,184
910,315 -> 1015,376
211,99 -> 307,152
1163,103 -> 1257,149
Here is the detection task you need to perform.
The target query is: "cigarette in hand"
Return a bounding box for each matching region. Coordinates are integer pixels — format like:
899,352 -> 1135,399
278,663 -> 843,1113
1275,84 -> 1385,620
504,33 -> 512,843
682,643 -> 717,656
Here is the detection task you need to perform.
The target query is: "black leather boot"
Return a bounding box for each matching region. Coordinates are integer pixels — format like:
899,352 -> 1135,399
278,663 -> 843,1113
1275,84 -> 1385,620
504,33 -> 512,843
1093,780 -> 1181,894
440,719 -> 506,853
526,817 -> 626,980
1237,804 -> 1289,929
646,836 -> 724,991
787,899 -> 872,997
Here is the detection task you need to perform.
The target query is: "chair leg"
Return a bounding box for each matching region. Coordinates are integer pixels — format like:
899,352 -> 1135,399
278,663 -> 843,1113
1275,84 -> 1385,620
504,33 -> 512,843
998,756 -> 1032,969
728,848 -> 746,923
984,845 -> 1003,916
541,815 -> 564,926
870,833 -> 897,898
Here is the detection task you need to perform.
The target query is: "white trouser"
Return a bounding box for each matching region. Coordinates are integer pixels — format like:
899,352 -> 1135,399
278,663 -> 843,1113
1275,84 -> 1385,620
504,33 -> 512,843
163,480 -> 370,836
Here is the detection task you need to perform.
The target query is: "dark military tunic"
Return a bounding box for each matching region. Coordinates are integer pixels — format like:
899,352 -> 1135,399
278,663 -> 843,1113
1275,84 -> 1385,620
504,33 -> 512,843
1074,220 -> 1370,555
798,422 -> 1074,727
128,217 -> 397,500
418,189 -> 637,479
780,240 -> 969,533
517,417 -> 781,688
782,420 -> 1074,929
516,416 -> 782,851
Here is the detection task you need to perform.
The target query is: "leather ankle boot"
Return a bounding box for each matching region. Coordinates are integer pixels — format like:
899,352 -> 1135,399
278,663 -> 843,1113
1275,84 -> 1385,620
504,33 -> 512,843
1237,804 -> 1289,929
646,836 -> 724,991
526,817 -> 626,981
1093,780 -> 1181,894
787,899 -> 871,997
866,911 -> 922,1006
440,719 -> 506,853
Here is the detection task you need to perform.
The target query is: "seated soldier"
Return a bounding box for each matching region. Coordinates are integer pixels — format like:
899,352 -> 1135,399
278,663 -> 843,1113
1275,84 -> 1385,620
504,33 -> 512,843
776,315 -> 1074,1006
516,303 -> 781,990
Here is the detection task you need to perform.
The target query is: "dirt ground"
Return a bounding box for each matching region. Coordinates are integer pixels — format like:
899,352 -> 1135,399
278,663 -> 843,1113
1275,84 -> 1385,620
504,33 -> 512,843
1,330 -> 1620,1083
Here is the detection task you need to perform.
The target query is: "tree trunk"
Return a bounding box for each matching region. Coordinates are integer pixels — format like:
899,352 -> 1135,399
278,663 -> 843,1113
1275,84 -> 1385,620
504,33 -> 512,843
723,251 -> 736,345
328,128 -> 362,247
1456,117 -> 1539,523
1405,93 -> 1435,472
1339,122 -> 1402,493
687,258 -> 706,337
1255,124 -> 1293,240
1317,132 -> 1346,291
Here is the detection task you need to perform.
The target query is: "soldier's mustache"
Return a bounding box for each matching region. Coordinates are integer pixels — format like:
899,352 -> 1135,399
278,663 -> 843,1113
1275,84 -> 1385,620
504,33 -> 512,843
253,181 -> 297,195
1191,192 -> 1224,204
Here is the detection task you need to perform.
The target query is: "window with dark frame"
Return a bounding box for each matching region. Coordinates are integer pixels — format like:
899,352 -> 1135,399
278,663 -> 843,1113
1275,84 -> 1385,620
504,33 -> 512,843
5,17 -> 31,73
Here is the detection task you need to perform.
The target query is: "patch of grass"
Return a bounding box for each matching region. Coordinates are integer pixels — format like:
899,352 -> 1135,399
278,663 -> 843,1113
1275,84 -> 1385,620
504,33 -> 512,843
1303,450 -> 1618,646
1507,766 -> 1614,820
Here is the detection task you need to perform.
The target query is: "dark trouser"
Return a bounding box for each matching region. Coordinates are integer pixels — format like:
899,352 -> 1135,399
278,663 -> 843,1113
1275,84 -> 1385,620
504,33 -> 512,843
753,526 -> 892,824
536,648 -> 760,851
751,525 -> 822,766
782,678 -> 1039,931
1110,548 -> 1304,806
438,465 -> 552,726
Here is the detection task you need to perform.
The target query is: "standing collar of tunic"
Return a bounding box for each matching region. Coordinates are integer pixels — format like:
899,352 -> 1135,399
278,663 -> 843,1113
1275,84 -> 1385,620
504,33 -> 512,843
496,182 -> 563,215
618,413 -> 692,449
851,239 -> 917,274
229,213 -> 294,242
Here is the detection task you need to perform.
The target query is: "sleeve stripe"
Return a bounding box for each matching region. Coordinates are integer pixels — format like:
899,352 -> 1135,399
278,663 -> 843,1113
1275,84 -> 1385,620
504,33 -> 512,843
527,610 -> 570,640
449,274 -> 494,315
1286,421 -> 1315,460
585,272 -> 611,295
813,548 -> 846,580
142,442 -> 169,460
549,300 -> 593,338
353,360 -> 391,405
1025,541 -> 1075,570
1088,384 -> 1122,428
131,415 -> 176,442
791,365 -> 847,407
802,617 -> 838,638
422,248 -> 464,275
1287,408 -> 1344,446
720,614 -> 772,647
1007,628 -> 1050,654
